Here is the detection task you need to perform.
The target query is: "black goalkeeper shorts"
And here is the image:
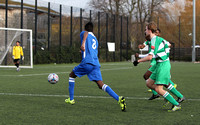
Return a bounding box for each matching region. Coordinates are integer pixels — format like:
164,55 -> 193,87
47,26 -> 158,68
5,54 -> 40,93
14,59 -> 20,63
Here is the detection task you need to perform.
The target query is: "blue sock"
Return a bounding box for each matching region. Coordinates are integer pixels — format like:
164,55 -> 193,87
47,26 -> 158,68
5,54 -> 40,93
102,84 -> 119,101
69,77 -> 75,100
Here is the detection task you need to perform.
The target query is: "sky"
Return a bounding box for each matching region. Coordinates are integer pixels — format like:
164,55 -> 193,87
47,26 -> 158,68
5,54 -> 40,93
11,0 -> 187,19
42,0 -> 91,8
12,0 -> 91,9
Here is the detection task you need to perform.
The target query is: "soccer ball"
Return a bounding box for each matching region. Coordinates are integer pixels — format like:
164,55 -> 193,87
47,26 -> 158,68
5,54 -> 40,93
48,73 -> 59,84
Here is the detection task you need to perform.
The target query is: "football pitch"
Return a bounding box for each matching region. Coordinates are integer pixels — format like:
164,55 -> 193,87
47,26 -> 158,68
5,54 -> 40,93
0,62 -> 199,125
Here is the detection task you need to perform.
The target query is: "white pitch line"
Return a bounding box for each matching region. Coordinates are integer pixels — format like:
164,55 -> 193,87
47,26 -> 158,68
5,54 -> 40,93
0,63 -> 131,70
0,67 -> 132,77
0,92 -> 199,101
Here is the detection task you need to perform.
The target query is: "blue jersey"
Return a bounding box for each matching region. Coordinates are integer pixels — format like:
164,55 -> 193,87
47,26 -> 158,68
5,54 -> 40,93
80,31 -> 100,67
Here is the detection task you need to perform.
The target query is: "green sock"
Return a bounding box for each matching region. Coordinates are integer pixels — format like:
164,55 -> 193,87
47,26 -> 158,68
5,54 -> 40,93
169,79 -> 174,86
163,92 -> 179,105
167,84 -> 183,98
152,89 -> 158,95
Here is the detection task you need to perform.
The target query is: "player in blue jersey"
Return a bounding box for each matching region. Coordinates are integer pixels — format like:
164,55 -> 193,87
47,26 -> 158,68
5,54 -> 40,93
65,22 -> 126,111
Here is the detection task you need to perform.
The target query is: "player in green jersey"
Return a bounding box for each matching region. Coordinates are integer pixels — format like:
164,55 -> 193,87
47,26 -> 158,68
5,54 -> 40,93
135,29 -> 177,100
134,22 -> 185,112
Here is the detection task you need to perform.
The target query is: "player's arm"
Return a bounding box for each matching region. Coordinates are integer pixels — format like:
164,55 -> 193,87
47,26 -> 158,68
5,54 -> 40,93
138,54 -> 153,63
133,53 -> 153,66
80,31 -> 88,51
12,46 -> 15,59
138,54 -> 149,58
167,41 -> 171,48
20,46 -> 24,56
133,38 -> 156,66
138,44 -> 145,49
20,46 -> 24,60
138,41 -> 147,49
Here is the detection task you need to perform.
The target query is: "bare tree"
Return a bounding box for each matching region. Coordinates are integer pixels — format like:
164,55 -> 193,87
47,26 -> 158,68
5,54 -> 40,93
89,0 -> 136,20
89,0 -> 166,47
136,0 -> 165,44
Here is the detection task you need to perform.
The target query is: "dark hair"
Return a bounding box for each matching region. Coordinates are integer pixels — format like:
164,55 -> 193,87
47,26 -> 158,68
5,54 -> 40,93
147,22 -> 157,33
85,22 -> 93,32
157,28 -> 161,33
16,41 -> 20,43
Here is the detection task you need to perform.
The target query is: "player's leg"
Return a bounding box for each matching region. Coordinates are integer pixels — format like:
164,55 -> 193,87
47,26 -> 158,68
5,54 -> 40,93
166,83 -> 185,102
147,79 -> 181,111
96,80 -> 126,111
163,79 -> 179,107
65,64 -> 90,105
155,61 -> 181,111
14,59 -> 17,67
155,85 -> 179,105
96,80 -> 119,101
145,65 -> 160,100
16,59 -> 20,71
155,85 -> 181,112
88,66 -> 126,111
144,70 -> 159,97
144,70 -> 160,100
14,59 -> 20,71
14,59 -> 18,67
165,79 -> 177,88
88,65 -> 120,101
65,71 -> 77,105
163,82 -> 185,108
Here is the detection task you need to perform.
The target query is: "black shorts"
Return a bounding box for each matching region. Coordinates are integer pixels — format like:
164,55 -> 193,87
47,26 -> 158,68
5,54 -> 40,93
14,59 -> 20,63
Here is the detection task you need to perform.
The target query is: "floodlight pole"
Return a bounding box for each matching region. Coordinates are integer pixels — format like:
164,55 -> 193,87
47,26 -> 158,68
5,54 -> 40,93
192,0 -> 196,62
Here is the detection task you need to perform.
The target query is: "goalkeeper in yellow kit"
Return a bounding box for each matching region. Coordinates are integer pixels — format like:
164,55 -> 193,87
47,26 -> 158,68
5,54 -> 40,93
13,41 -> 24,71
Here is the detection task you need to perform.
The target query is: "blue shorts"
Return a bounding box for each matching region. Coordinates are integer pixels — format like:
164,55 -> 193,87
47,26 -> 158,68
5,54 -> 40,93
73,63 -> 102,81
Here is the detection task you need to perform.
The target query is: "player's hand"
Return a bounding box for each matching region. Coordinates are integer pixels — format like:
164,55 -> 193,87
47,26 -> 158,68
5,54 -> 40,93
80,45 -> 85,51
138,44 -> 144,49
12,56 -> 15,59
133,60 -> 139,66
135,53 -> 139,58
22,56 -> 24,60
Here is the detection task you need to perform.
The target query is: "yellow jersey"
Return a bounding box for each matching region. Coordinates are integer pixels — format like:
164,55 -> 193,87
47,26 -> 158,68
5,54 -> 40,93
13,46 -> 23,59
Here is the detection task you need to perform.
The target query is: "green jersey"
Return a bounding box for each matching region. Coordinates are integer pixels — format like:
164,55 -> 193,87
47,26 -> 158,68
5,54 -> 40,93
149,36 -> 170,62
143,40 -> 151,53
143,40 -> 156,65
149,36 -> 171,85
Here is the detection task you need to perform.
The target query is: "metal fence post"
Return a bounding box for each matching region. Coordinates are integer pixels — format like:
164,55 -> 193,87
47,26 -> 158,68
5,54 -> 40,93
126,16 -> 129,61
192,0 -> 196,62
98,11 -> 100,58
20,0 -> 23,46
179,16 -> 181,61
70,6 -> 73,47
5,0 -> 8,65
90,10 -> 92,22
48,2 -> 50,51
34,0 -> 37,58
113,14 -> 115,62
106,13 -> 108,62
58,4 -> 62,63
59,4 -> 62,47
120,16 -> 122,61
80,8 -> 82,32
80,8 -> 82,49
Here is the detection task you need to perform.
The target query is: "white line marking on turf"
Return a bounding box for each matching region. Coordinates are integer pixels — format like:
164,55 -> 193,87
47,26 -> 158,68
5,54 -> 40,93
0,67 -> 132,77
0,93 -> 199,101
0,63 -> 131,70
